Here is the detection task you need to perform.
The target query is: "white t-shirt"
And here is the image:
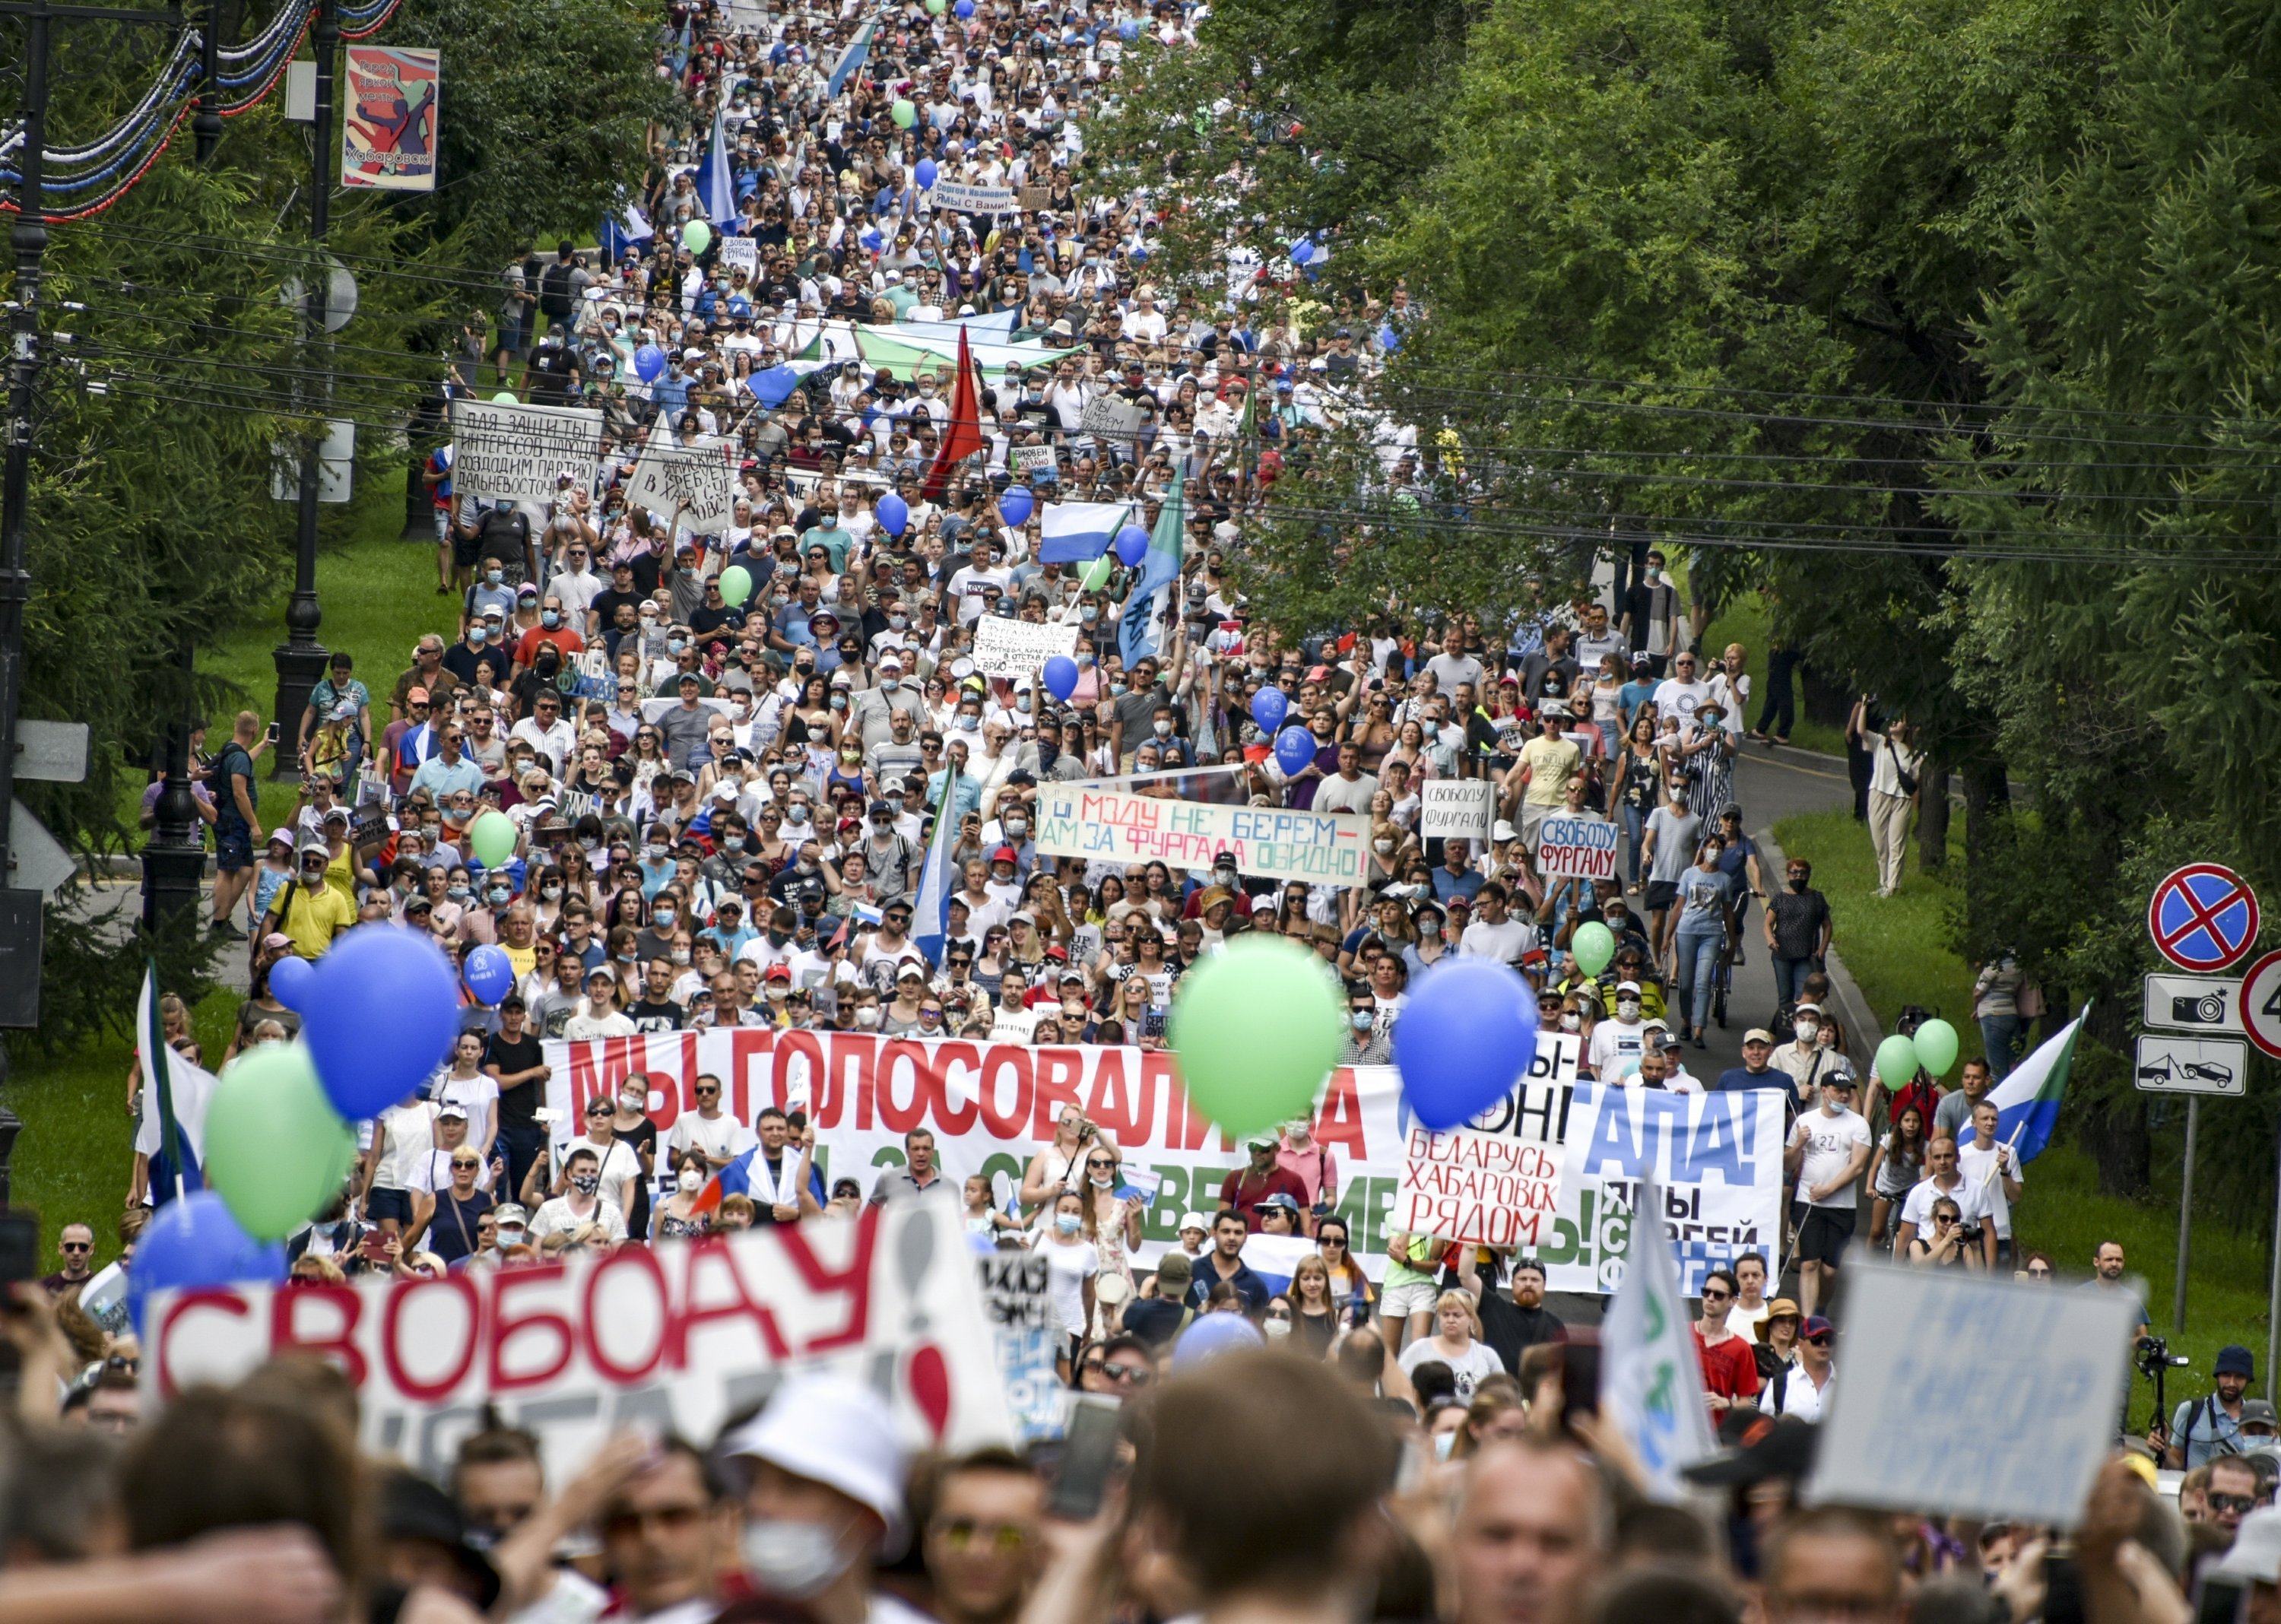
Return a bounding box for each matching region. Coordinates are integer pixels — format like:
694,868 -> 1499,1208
557,1134 -> 645,1219
433,1074 -> 501,1153
1651,677 -> 1714,728
373,1102 -> 437,1192
1788,1107 -> 1872,1210
408,1147 -> 496,1195
1589,1019 -> 1648,1079
1956,1138 -> 2022,1239
1036,1235 -> 1099,1335
1458,915 -> 1538,966
1898,1173 -> 1993,1233
529,1194 -> 628,1242
666,1111 -> 757,1171
1399,1335 -> 1506,1403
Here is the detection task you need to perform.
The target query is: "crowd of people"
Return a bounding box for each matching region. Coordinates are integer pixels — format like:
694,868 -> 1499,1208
53,0 -> 2267,1622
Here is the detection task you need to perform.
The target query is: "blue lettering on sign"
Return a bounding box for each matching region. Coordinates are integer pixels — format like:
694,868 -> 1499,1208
1582,1087 -> 1693,1175
1677,1092 -> 1746,1183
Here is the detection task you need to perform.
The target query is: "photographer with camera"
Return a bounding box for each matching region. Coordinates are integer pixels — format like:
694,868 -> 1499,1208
2168,1343 -> 2258,1469
1890,1137 -> 1997,1268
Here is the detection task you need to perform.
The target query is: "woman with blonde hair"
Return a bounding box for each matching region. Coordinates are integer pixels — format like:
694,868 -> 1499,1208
1397,1287 -> 1505,1401
1290,1254 -> 1342,1356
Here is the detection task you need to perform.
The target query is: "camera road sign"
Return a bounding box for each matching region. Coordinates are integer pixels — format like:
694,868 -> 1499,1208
2133,1034 -> 2247,1097
2141,973 -> 2244,1035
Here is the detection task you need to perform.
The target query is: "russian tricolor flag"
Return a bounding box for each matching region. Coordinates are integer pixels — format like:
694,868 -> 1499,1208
1036,500 -> 1131,564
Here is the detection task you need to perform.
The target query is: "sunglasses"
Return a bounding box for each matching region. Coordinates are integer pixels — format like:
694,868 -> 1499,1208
2211,1492 -> 2259,1515
1804,1333 -> 1832,1346
59,1241 -> 92,1253
451,1157 -> 481,1169
695,1086 -> 720,1097
931,1518 -> 1035,1552
1700,1287 -> 1732,1302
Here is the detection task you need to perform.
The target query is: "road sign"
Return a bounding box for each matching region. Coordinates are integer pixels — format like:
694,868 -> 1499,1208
2143,973 -> 2244,1035
2239,950 -> 2281,1061
13,718 -> 87,784
2147,864 -> 2261,972
2134,1033 -> 2248,1097
6,800 -> 74,898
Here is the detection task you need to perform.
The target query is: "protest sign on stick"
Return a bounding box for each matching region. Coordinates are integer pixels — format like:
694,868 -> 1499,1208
1419,782 -> 1494,844
625,434 -> 740,533
1537,815 -> 1620,880
972,617 -> 1079,679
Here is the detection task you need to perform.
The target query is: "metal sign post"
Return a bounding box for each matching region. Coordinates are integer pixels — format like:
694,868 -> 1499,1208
2177,1096 -> 2199,1333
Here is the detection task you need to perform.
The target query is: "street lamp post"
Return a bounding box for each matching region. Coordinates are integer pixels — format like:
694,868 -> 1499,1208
269,0 -> 337,779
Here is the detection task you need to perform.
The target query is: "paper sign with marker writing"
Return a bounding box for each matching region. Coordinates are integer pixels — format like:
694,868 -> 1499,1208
1537,815 -> 1620,880
1805,1266 -> 2135,1528
1392,1047 -> 1580,1248
626,435 -> 740,533
972,617 -> 1080,678
1035,785 -> 1369,887
1419,781 -> 1494,842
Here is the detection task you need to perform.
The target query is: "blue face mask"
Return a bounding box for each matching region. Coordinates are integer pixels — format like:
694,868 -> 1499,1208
541,611 -> 561,629
1352,1010 -> 1374,1032
1055,1213 -> 1082,1235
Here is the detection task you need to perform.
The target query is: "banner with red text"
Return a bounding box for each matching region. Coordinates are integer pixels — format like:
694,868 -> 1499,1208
145,1198 -> 1008,1484
544,1029 -> 1578,1276
1392,1077 -> 1575,1248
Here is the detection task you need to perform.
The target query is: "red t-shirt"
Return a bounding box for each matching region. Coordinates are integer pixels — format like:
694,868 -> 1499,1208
1218,1166 -> 1312,1232
1693,1324 -> 1762,1404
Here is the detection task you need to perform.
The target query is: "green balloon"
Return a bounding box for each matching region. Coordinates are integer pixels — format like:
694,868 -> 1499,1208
203,1043 -> 358,1240
490,390 -> 518,404
1170,937 -> 1342,1137
682,219 -> 712,255
1911,1017 -> 1960,1076
1874,1032 -> 1920,1086
926,0 -> 946,11
892,98 -> 917,129
469,809 -> 518,869
719,564 -> 753,607
1571,921 -> 1616,977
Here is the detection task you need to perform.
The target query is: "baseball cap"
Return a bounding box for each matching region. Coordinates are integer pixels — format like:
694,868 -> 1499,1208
1744,1028 -> 1776,1045
437,1101 -> 469,1120
1616,979 -> 1642,996
1800,1315 -> 1832,1339
491,1202 -> 528,1227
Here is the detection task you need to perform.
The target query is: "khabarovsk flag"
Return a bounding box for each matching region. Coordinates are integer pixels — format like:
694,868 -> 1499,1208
1116,465 -> 1185,668
1981,1002 -> 2089,1162
1603,1169 -> 1715,1501
912,770 -> 959,967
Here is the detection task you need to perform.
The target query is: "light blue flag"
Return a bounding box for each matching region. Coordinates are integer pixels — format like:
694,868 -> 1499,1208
827,18 -> 875,97
911,771 -> 959,966
1118,465 -> 1185,667
693,106 -> 739,230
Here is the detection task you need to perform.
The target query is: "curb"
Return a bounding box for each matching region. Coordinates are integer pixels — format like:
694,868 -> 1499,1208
1749,826 -> 1885,1055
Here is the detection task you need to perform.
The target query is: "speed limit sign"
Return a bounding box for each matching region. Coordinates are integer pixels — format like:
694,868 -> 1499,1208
2239,949 -> 2281,1060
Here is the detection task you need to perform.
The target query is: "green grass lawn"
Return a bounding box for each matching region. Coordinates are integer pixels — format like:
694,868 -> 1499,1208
1775,804 -> 2261,1428
1700,591 -> 1848,756
14,477 -> 438,1265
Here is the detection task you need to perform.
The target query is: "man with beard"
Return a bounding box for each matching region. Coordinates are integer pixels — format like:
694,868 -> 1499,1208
1458,1251 -> 1567,1372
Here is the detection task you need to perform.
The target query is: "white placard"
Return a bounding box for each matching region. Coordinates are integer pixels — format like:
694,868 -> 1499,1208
626,433 -> 741,532
1080,395 -> 1147,441
1008,444 -> 1058,477
449,398 -> 605,525
1392,1059 -> 1576,1248
1419,780 -> 1494,843
931,182 -> 1017,215
1807,1265 -> 2135,1529
1035,784 -> 1370,887
971,617 -> 1080,678
1537,814 -> 1620,880
719,236 -> 760,279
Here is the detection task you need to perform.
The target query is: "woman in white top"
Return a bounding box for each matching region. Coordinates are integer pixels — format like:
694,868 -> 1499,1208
529,1146 -> 629,1243
1397,1288 -> 1507,1403
1033,1190 -> 1099,1378
1020,1106 -> 1094,1213
1077,1139 -> 1145,1335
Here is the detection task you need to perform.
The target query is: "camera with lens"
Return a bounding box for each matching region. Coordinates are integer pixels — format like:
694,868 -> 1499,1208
2172,993 -> 2229,1026
2136,1335 -> 2191,1379
1956,1220 -> 1985,1248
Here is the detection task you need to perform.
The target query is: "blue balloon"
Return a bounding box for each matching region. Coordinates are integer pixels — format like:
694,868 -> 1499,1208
1042,655 -> 1080,701
999,486 -> 1034,527
268,953 -> 316,1012
1273,725 -> 1316,777
1250,688 -> 1288,734
463,944 -> 516,1006
955,0 -> 974,14
1290,239 -> 1312,267
1172,1312 -> 1262,1369
635,343 -> 667,383
126,1191 -> 287,1336
1114,523 -> 1150,568
1119,17 -> 1140,38
1391,958 -> 1543,1131
301,925 -> 462,1121
877,490 -> 909,537
915,158 -> 939,190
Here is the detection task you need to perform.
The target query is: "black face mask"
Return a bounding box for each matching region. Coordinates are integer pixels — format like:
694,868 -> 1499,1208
1789,876 -> 1809,891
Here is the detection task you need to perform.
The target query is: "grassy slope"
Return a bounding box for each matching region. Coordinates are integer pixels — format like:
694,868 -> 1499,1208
12,484 -> 430,1264
1699,592 -> 1848,756
1775,807 -> 2259,1429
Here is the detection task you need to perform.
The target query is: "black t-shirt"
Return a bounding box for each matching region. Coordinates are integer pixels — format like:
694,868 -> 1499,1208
1121,1295 -> 1191,1349
1477,1293 -> 1567,1375
214,741 -> 255,830
590,586 -> 646,634
628,998 -> 685,1032
482,1031 -> 544,1129
476,509 -> 532,566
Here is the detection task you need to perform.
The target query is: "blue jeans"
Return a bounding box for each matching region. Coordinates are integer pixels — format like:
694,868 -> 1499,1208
1980,1013 -> 2025,1080
1676,917 -> 1724,1032
1623,802 -> 1650,886
1773,955 -> 1817,1007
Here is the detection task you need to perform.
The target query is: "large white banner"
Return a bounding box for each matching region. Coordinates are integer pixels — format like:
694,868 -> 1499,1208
972,617 -> 1080,679
931,182 -> 1017,216
449,398 -> 605,524
626,434 -> 740,532
1536,1080 -> 1787,1296
1033,784 -> 1371,887
145,1198 -> 1010,1484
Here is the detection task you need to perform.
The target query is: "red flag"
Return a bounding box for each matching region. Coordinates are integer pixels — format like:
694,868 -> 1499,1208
921,325 -> 988,503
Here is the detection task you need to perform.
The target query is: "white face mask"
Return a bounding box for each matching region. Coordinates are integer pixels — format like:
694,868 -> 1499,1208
1559,1013 -> 1581,1032
741,1518 -> 856,1600
678,1166 -> 704,1194
1089,1172 -> 1114,1189
1264,1318 -> 1292,1340
1794,1020 -> 1819,1042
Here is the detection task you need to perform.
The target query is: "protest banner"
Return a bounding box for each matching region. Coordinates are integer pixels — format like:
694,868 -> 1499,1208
976,1251 -> 1064,1442
1079,395 -> 1147,442
449,398 -> 605,524
972,617 -> 1080,679
1391,1042 -> 1579,1248
1034,784 -> 1370,887
932,182 -> 1017,215
1602,1170 -> 1715,1500
1537,1080 -> 1786,1296
626,434 -> 740,533
340,46 -> 438,192
1018,185 -> 1055,211
1537,815 -> 1620,880
1419,781 -> 1494,843
145,1198 -> 1012,1485
1807,1267 -> 2136,1528
1008,444 -> 1058,477
541,1030 -> 1417,1274
719,236 -> 760,280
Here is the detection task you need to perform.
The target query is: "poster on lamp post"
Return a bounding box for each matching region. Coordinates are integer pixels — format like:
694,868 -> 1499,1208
341,46 -> 440,192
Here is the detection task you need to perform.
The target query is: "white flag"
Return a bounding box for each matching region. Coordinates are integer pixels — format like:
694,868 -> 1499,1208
1601,1171 -> 1716,1500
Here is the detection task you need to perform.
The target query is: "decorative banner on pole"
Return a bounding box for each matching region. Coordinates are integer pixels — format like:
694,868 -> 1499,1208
1601,1166 -> 1715,1502
625,434 -> 741,533
1807,1265 -> 2136,1528
340,46 -> 439,192
1537,815 -> 1621,881
1538,1079 -> 1787,1296
930,181 -> 1017,215
1418,781 -> 1494,843
1392,1041 -> 1579,1248
146,1198 -> 1011,1486
971,617 -> 1079,679
1034,785 -> 1370,887
449,398 -> 605,525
